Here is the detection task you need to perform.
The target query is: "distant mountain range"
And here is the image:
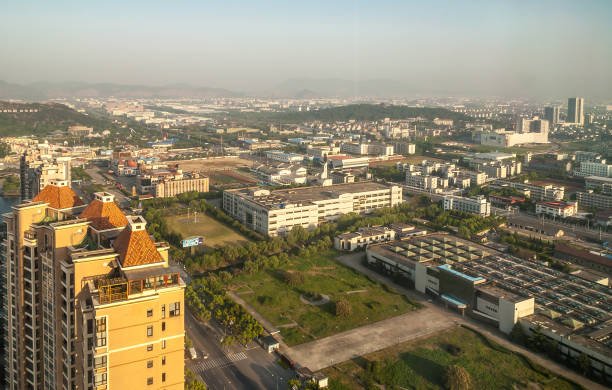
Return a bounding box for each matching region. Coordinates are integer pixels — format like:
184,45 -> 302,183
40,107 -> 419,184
0,81 -> 241,100
266,78 -> 415,98
0,78 -> 428,100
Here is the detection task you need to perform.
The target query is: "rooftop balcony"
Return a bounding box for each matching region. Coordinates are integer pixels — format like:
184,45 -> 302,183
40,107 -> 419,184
86,266 -> 183,306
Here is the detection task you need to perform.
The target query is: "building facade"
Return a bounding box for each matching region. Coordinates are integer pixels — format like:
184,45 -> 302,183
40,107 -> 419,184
567,97 -> 584,125
223,182 -> 403,236
443,195 -> 491,217
1,184 -> 185,390
154,175 -> 209,198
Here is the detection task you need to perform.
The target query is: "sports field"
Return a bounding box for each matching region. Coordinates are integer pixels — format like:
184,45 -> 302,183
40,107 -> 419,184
165,214 -> 251,249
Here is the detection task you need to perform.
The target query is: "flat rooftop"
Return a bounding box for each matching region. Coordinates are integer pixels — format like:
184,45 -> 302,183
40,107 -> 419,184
227,182 -> 396,208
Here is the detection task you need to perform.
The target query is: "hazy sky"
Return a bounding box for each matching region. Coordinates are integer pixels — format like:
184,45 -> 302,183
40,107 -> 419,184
2,0 -> 611,97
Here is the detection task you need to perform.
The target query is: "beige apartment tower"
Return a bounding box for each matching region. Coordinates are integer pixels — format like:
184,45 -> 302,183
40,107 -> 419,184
1,182 -> 185,390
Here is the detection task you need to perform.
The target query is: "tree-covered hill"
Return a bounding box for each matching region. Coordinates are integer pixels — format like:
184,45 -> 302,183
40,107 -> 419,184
0,101 -> 116,137
217,103 -> 471,125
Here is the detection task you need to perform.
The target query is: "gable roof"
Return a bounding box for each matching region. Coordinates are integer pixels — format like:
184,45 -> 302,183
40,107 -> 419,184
112,220 -> 163,267
33,184 -> 84,210
80,199 -> 128,231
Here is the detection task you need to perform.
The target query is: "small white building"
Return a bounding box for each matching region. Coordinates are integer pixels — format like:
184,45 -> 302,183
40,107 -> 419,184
335,226 -> 396,251
443,195 -> 491,217
535,200 -> 578,218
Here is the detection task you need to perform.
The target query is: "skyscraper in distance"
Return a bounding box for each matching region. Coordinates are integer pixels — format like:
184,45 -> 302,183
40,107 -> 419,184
544,106 -> 560,125
567,97 -> 584,125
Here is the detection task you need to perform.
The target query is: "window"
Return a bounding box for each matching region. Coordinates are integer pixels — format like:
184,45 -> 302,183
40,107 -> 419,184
94,355 -> 107,369
147,377 -> 153,386
95,318 -> 106,347
147,360 -> 153,368
94,373 -> 107,386
161,356 -> 166,366
147,326 -> 153,337
162,373 -> 166,382
161,340 -> 166,349
169,302 -> 180,317
161,322 -> 166,331
147,344 -> 153,352
147,309 -> 153,317
161,304 -> 165,318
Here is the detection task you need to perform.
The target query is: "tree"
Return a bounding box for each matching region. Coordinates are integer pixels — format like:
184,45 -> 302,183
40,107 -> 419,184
510,322 -> 527,345
444,365 -> 471,390
576,353 -> 591,376
185,367 -> 207,390
335,298 -> 352,318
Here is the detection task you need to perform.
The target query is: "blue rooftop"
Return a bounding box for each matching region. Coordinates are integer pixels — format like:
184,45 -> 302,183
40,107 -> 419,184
441,294 -> 468,308
438,264 -> 485,283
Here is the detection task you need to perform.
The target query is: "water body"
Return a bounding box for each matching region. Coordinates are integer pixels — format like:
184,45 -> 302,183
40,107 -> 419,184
0,196 -> 20,215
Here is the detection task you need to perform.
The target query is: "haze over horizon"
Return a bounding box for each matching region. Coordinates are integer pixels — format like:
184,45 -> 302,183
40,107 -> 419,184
2,0 -> 612,99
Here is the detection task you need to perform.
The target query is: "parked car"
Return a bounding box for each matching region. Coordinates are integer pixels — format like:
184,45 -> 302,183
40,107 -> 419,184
189,347 -> 197,360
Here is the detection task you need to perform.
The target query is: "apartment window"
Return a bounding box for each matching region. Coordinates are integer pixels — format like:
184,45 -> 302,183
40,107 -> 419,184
95,318 -> 106,347
94,355 -> 107,369
94,373 -> 107,386
147,377 -> 153,386
161,356 -> 166,366
147,344 -> 153,352
161,340 -> 166,349
161,304 -> 165,318
147,309 -> 153,317
168,302 -> 180,317
147,326 -> 153,337
162,322 -> 166,331
147,360 -> 153,368
162,373 -> 166,382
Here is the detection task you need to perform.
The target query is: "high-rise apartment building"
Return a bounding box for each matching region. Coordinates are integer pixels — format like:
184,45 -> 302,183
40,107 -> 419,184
567,97 -> 584,125
543,106 -> 560,125
2,183 -> 185,390
20,153 -> 71,201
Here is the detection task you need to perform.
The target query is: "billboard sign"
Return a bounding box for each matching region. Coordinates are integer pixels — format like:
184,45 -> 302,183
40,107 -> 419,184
182,236 -> 204,248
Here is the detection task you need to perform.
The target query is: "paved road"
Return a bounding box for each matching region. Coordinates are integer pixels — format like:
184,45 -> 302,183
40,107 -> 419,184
84,168 -> 132,207
186,310 -> 294,390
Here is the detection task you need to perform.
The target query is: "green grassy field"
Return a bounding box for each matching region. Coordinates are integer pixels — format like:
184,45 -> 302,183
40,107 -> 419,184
228,250 -> 420,346
165,214 -> 251,249
324,326 -> 582,390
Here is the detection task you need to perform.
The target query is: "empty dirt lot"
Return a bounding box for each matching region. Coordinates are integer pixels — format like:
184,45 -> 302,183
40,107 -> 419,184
175,157 -> 252,172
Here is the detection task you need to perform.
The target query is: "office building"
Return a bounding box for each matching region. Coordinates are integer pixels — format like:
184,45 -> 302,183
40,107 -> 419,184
585,176 -> 612,195
1,184 -> 185,390
443,195 -> 491,217
544,106 -> 560,126
567,97 -> 584,125
223,182 -> 403,236
405,172 -> 438,190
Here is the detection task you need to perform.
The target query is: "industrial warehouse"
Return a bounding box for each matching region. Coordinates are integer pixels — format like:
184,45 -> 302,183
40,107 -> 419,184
366,234 -> 612,382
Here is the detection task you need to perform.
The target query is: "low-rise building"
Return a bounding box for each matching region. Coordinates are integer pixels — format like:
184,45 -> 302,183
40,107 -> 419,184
223,182 -> 403,236
443,195 -> 491,217
535,200 -> 578,218
578,161 -> 612,178
334,226 -> 396,251
405,172 -> 438,190
154,173 -> 209,198
577,191 -> 612,210
492,180 -> 564,202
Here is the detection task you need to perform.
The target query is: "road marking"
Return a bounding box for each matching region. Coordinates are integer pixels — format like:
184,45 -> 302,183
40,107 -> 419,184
192,352 -> 248,372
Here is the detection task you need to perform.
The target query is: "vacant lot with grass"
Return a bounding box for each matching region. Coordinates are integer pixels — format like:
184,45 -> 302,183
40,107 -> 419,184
228,250 -> 420,346
165,214 -> 251,249
324,326 -> 582,390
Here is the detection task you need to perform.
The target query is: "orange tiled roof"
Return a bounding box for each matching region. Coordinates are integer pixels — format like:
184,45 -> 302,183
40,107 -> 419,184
113,228 -> 163,267
33,185 -> 84,210
80,199 -> 128,231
